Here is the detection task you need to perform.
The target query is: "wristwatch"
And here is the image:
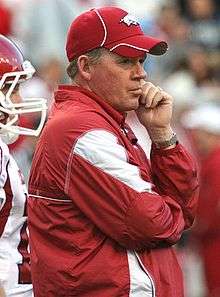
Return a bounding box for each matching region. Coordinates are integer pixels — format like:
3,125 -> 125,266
154,133 -> 178,149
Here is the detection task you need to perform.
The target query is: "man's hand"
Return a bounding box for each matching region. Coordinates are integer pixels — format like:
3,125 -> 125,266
136,81 -> 173,129
135,82 -> 174,143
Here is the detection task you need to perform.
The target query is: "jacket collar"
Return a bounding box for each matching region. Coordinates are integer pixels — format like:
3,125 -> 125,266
55,85 -> 126,126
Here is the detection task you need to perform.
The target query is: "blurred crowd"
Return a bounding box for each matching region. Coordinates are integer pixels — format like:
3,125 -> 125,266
0,0 -> 220,296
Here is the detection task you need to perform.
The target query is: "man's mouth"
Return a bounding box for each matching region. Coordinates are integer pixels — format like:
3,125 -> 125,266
129,88 -> 142,95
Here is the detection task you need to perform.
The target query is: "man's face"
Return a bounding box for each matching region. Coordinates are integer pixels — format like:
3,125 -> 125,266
1,84 -> 22,103
88,51 -> 147,112
0,84 -> 21,123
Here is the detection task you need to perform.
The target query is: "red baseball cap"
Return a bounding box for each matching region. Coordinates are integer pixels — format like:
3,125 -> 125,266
66,6 -> 168,61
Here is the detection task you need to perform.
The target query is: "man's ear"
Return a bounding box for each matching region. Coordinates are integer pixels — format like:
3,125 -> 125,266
77,55 -> 92,81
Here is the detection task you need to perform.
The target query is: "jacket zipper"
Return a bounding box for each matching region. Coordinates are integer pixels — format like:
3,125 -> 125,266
134,251 -> 156,297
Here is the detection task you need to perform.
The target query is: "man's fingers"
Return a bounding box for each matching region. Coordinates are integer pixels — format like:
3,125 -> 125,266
144,87 -> 160,107
141,82 -> 164,108
140,82 -> 154,104
149,92 -> 164,108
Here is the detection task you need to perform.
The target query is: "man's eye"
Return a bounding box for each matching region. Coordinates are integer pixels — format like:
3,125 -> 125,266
140,55 -> 147,64
119,58 -> 132,64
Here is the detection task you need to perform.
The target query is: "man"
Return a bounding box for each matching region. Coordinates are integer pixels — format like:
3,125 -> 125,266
28,7 -> 199,297
0,34 -> 47,297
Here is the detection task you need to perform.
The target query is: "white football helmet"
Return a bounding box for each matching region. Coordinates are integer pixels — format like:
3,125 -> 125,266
0,34 -> 47,144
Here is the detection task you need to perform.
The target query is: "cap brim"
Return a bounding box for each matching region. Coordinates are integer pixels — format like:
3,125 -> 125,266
105,35 -> 168,58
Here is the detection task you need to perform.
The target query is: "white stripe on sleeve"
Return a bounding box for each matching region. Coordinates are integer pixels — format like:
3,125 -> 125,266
74,130 -> 153,193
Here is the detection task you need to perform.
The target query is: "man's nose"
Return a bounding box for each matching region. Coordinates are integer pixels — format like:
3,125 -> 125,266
133,63 -> 147,80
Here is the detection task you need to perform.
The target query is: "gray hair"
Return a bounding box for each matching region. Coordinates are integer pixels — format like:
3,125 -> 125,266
66,48 -> 107,80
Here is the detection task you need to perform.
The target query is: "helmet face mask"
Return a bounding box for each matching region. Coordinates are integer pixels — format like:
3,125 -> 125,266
0,35 -> 47,144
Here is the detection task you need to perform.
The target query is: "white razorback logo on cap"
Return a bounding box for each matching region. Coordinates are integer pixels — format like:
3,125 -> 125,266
120,14 -> 139,26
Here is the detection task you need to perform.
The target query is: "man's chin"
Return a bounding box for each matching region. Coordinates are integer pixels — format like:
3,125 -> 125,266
125,104 -> 139,112
117,98 -> 140,112
132,99 -> 140,110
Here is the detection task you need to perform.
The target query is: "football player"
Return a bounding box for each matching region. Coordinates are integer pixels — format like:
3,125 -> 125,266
0,34 -> 47,297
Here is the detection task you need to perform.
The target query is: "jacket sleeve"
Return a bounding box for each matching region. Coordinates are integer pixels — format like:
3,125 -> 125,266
150,144 -> 199,229
65,129 -> 198,250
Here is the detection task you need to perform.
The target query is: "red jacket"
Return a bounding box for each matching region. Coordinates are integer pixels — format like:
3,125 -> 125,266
28,85 -> 199,297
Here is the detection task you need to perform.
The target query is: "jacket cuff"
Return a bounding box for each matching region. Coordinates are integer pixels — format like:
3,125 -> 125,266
151,142 -> 181,156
